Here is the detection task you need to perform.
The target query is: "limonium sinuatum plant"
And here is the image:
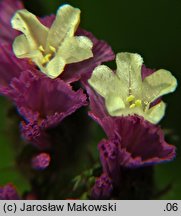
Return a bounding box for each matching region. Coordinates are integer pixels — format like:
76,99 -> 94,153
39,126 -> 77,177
0,0 -> 178,200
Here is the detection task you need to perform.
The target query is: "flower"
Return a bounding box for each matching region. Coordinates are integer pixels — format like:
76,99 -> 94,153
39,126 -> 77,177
0,183 -> 20,200
91,173 -> 113,199
31,153 -> 51,170
0,0 -> 114,87
86,84 -> 176,185
0,0 -> 114,149
11,4 -> 93,78
88,52 -> 177,124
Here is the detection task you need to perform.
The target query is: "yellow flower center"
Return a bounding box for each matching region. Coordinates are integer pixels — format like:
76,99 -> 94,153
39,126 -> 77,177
126,95 -> 142,109
38,45 -> 56,65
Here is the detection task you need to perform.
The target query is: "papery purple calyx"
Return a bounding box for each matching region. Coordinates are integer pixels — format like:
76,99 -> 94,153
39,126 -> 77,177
0,44 -> 34,96
91,173 -> 113,199
8,70 -> 87,147
98,116 -> 175,172
20,122 -> 51,149
31,153 -> 51,170
141,65 -> 155,80
0,0 -> 23,44
0,183 -> 20,200
10,71 -> 87,126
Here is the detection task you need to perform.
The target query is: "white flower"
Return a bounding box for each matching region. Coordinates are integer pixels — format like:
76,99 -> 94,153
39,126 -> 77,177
88,52 -> 177,124
11,4 -> 93,79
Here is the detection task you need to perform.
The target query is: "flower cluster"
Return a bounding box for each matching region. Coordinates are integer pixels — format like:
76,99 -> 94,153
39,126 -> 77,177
0,0 -> 177,200
87,55 -> 177,198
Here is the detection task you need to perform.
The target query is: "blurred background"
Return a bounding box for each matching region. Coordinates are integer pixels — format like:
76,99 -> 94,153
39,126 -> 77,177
0,0 -> 181,199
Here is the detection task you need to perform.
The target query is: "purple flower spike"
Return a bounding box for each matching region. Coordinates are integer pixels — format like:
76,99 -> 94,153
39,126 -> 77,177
0,183 -> 20,200
0,0 -> 23,44
91,173 -> 113,200
32,153 -> 51,170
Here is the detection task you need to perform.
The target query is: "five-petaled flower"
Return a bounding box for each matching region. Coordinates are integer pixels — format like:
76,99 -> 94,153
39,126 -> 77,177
11,4 -> 93,78
88,52 -> 177,124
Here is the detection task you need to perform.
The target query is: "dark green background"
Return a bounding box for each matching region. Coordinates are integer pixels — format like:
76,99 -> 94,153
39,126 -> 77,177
0,0 -> 181,199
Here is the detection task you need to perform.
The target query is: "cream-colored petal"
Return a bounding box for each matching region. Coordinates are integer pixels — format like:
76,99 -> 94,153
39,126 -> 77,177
46,4 -> 80,51
105,95 -> 125,116
58,36 -> 93,64
13,34 -> 30,57
116,52 -> 143,100
88,65 -> 120,98
46,56 -> 66,79
89,65 -> 126,116
11,9 -> 48,50
142,69 -> 177,103
145,101 -> 166,124
13,34 -> 44,63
